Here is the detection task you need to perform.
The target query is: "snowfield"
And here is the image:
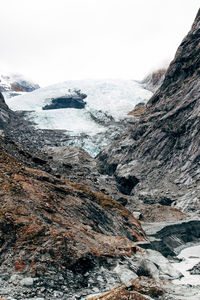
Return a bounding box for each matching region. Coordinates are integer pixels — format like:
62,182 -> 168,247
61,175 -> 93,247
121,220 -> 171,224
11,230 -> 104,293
6,79 -> 152,156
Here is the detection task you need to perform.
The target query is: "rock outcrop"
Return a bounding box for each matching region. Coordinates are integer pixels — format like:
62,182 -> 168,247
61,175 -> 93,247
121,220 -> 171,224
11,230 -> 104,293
97,9 -> 200,214
42,89 -> 87,110
190,262 -> 200,275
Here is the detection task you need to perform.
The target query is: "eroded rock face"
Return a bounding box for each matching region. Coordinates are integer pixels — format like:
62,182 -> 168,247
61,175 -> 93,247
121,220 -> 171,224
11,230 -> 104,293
97,9 -> 200,214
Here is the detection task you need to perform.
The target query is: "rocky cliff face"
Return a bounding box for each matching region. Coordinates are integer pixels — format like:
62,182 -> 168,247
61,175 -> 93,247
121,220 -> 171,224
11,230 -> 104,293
97,9 -> 200,214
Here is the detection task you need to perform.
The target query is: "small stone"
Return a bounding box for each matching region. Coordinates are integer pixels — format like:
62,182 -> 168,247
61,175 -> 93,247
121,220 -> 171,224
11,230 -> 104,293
20,277 -> 34,287
10,274 -> 22,284
53,291 -> 63,297
92,287 -> 99,293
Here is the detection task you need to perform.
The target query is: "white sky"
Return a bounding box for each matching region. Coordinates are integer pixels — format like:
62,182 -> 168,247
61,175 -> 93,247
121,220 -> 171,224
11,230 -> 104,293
0,0 -> 199,86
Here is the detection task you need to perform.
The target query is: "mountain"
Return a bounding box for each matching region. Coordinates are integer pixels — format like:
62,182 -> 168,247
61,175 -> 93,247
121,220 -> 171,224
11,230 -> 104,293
94,8 -> 200,298
0,90 -> 148,298
0,72 -> 39,97
0,8 -> 200,300
97,8 -> 200,215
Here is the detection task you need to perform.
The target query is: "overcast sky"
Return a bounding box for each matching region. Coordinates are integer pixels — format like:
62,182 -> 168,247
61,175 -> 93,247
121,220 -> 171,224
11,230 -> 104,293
0,0 -> 199,86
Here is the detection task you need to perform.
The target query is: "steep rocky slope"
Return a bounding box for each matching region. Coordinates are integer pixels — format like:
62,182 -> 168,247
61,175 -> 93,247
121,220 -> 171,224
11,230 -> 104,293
98,9 -> 200,215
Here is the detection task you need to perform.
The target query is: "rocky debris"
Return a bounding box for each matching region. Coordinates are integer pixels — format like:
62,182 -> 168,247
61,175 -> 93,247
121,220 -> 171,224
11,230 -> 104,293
42,89 -> 87,110
0,92 -> 73,159
0,93 -> 129,207
0,246 -> 184,299
139,204 -> 188,222
97,9 -> 200,214
88,276 -> 200,300
189,262 -> 200,275
0,138 -> 147,298
141,68 -> 166,93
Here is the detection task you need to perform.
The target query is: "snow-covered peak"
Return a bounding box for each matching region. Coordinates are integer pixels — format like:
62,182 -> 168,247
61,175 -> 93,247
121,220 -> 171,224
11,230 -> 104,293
0,72 -> 40,95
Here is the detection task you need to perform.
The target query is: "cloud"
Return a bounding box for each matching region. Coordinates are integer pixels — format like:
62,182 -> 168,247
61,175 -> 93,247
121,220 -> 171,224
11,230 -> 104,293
0,0 -> 199,86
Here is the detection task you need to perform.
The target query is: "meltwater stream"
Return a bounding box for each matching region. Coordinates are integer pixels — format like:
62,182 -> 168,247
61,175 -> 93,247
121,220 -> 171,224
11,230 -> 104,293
172,244 -> 200,285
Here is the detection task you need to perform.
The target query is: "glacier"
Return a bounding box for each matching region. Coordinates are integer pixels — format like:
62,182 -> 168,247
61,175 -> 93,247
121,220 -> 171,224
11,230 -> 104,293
5,79 -> 152,156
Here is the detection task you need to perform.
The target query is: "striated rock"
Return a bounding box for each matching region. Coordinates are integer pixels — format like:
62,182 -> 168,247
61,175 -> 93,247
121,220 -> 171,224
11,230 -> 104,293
97,9 -> 200,214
